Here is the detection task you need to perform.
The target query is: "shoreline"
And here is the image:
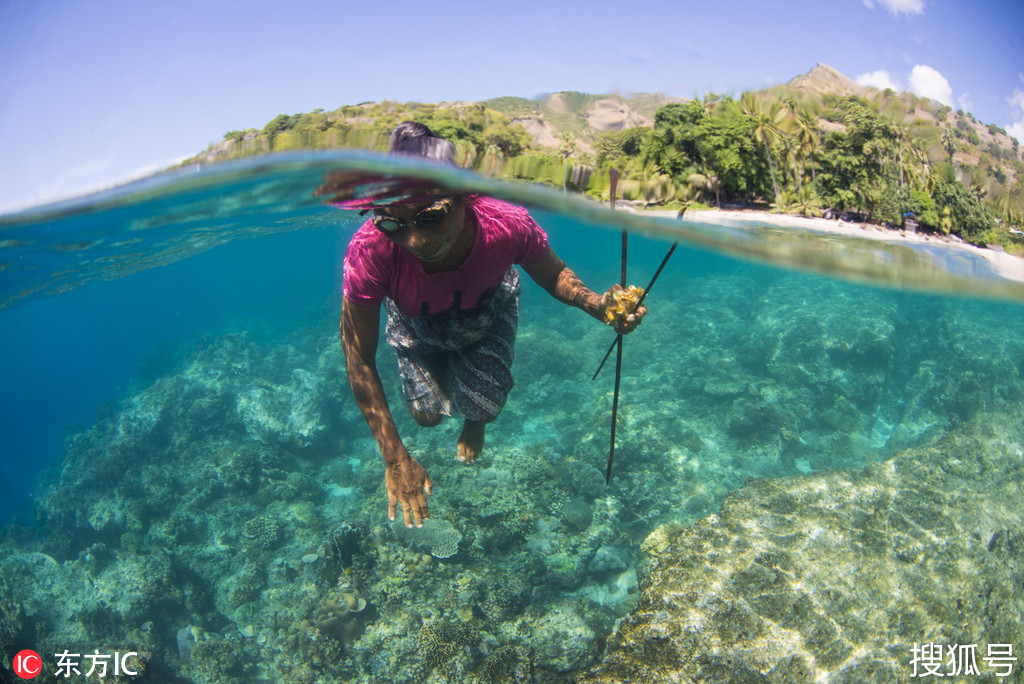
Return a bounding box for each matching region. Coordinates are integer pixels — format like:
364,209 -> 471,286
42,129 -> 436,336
624,205 -> 1024,285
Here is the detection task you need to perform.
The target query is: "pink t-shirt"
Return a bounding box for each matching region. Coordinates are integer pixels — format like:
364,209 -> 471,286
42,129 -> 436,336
343,196 -> 550,316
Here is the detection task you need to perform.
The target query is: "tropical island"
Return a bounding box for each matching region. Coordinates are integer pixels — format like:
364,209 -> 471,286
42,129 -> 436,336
185,64 -> 1024,256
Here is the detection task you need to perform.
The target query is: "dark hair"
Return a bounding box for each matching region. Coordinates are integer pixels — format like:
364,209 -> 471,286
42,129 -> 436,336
388,121 -> 455,165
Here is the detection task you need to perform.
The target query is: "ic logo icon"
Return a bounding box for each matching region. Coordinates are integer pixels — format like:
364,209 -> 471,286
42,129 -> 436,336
12,650 -> 41,679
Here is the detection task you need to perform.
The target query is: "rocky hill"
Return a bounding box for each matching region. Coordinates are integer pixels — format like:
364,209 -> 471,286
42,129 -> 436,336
787,62 -> 869,98
483,92 -> 687,154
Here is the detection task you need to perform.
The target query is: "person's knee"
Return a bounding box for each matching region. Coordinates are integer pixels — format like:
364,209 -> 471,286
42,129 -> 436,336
410,406 -> 443,427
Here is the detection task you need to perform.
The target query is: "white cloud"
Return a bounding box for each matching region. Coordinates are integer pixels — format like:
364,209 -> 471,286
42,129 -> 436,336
908,64 -> 952,106
957,93 -> 973,113
1007,88 -> 1024,143
1009,89 -> 1024,111
878,0 -> 925,15
1009,122 -> 1024,144
857,70 -> 902,91
856,64 -> 958,109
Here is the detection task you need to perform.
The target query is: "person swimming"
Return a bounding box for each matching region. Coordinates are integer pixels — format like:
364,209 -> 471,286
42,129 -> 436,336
337,122 -> 646,527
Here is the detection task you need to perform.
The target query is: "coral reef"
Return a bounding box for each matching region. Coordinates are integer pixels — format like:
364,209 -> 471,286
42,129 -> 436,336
311,582 -> 370,644
183,636 -> 250,683
4,265 -> 1024,682
478,644 -> 527,680
242,516 -> 280,550
579,410 -> 1024,682
390,518 -> 463,558
418,619 -> 479,673
236,368 -> 328,448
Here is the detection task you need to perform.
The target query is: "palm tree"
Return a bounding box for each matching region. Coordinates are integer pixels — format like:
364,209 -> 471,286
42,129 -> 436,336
794,111 -> 820,185
637,159 -> 673,205
558,133 -> 577,193
742,92 -> 783,207
881,108 -> 915,190
768,185 -> 821,217
788,186 -> 823,217
687,167 -> 723,207
698,92 -> 721,119
904,137 -> 931,192
941,128 -> 958,163
992,187 -> 1013,223
778,96 -> 804,189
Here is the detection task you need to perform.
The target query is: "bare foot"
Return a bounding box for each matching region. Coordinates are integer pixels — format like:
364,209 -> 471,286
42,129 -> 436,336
457,421 -> 485,463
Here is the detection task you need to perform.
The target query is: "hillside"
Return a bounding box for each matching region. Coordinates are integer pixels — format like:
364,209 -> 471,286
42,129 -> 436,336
188,91 -> 684,165
183,64 -> 1024,250
187,64 -> 1021,178
483,92 -> 687,154
779,64 -> 1021,188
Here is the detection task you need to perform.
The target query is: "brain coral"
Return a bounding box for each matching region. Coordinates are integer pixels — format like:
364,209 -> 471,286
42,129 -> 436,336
390,519 -> 462,558
243,516 -> 280,550
417,620 -> 479,668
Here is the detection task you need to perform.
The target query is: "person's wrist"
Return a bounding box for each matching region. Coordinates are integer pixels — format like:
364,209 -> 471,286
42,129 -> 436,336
383,446 -> 410,466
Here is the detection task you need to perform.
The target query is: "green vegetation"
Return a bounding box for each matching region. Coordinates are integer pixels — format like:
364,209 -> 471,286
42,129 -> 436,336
183,73 -> 1024,254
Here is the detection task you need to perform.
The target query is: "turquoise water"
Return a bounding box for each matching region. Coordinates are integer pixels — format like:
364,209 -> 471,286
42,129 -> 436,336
1,152 -> 1022,682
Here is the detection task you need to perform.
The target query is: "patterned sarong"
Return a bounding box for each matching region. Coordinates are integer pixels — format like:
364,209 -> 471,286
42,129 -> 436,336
383,268 -> 519,422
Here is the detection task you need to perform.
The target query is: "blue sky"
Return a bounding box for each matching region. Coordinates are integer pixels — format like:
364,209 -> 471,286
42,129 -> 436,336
1,0 -> 1022,213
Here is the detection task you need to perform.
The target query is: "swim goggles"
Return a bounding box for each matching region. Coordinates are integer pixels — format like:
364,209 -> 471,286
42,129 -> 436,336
371,198 -> 453,233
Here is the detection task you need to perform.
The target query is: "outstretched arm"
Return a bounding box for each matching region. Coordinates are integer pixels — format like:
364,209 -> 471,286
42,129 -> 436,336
522,248 -> 645,333
340,297 -> 432,527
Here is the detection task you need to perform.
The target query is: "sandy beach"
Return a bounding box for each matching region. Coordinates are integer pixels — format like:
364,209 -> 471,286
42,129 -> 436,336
629,206 -> 1024,285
